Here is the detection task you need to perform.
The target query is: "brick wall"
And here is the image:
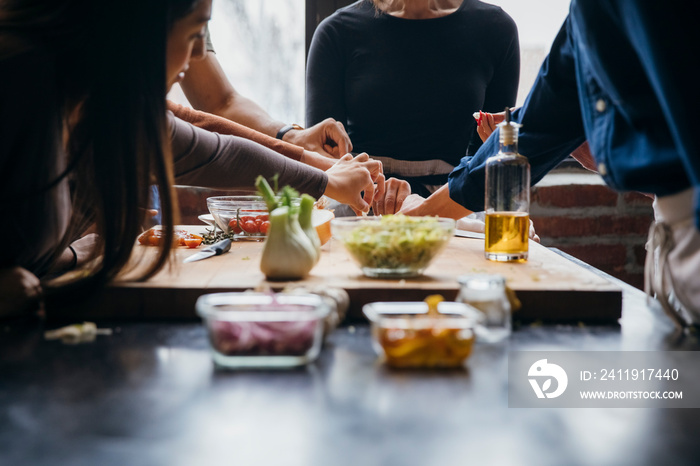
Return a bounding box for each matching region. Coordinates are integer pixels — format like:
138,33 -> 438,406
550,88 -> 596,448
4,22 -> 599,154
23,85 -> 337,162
530,170 -> 655,289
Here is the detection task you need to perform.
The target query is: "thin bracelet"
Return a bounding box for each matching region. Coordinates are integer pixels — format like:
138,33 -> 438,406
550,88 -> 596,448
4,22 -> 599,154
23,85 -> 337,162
67,245 -> 78,270
276,123 -> 303,140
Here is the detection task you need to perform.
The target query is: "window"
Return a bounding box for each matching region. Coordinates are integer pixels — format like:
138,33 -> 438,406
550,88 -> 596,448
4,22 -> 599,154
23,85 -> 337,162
168,0 -> 306,124
169,1 -> 571,124
484,0 -> 571,107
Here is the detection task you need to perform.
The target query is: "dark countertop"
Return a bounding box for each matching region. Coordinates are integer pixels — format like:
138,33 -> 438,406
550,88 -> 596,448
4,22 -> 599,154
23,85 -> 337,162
1,260 -> 699,466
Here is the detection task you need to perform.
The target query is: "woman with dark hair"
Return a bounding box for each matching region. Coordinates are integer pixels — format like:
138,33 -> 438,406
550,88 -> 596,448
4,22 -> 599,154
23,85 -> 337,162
0,0 -> 381,318
0,0 -> 196,317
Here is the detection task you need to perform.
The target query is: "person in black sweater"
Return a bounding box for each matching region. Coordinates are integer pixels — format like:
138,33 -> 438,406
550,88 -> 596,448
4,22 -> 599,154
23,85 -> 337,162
306,0 -> 519,196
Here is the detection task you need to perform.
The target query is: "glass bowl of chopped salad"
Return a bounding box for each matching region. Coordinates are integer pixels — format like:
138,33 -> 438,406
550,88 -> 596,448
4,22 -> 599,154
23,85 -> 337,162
331,214 -> 455,278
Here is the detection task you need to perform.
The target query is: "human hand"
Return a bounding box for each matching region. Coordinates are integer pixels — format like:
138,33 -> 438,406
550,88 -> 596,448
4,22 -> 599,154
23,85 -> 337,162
457,212 -> 539,241
396,193 -> 428,216
529,219 -> 540,243
0,267 -> 42,318
372,177 -> 411,215
283,118 -> 353,158
474,110 -> 505,142
456,215 -> 486,233
324,153 -> 382,215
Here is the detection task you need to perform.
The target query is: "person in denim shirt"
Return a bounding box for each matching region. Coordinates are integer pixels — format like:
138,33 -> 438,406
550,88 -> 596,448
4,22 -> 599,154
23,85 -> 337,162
400,0 -> 700,327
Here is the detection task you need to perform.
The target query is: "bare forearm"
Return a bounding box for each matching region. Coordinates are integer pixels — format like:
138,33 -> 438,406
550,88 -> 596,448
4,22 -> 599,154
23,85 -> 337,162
427,186 -> 472,219
406,184 -> 473,219
52,233 -> 99,273
170,116 -> 327,198
180,52 -> 285,138
181,52 -> 351,156
215,94 -> 284,138
300,150 -> 335,171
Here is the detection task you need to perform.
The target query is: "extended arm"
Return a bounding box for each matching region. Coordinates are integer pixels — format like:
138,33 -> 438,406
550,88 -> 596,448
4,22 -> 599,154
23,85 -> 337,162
180,52 -> 284,138
170,113 -> 328,196
448,17 -> 586,212
169,115 -> 378,213
181,51 -> 352,158
400,184 -> 472,219
614,0 -> 699,228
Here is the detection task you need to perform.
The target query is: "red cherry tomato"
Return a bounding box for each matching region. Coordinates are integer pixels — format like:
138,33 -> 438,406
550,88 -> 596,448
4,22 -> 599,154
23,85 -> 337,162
259,220 -> 270,235
228,218 -> 242,234
240,218 -> 258,234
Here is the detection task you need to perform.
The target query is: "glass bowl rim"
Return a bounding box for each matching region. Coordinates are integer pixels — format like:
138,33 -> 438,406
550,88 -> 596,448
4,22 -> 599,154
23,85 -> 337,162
196,292 -> 331,322
206,195 -> 267,206
363,301 -> 482,328
331,216 -> 456,227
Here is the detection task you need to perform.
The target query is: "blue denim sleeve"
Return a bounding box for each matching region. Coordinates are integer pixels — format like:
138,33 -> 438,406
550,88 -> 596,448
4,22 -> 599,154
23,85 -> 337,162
614,1 -> 700,229
448,15 -> 586,212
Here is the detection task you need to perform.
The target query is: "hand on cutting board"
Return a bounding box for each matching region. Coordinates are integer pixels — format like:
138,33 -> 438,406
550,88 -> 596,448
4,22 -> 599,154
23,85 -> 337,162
324,153 -> 383,215
373,177 -> 411,215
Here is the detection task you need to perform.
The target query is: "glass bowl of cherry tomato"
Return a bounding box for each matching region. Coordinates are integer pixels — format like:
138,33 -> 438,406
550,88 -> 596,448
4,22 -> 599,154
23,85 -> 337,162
207,196 -> 272,241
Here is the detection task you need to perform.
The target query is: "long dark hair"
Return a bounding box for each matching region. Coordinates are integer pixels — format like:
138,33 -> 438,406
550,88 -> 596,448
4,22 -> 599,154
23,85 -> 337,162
1,0 -> 201,313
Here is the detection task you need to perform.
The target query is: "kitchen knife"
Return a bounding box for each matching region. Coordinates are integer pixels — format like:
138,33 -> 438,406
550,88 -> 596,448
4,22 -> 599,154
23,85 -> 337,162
183,239 -> 232,263
454,229 -> 485,240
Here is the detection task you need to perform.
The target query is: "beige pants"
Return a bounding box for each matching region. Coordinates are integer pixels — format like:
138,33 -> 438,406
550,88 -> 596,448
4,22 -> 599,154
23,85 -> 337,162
646,188 -> 700,327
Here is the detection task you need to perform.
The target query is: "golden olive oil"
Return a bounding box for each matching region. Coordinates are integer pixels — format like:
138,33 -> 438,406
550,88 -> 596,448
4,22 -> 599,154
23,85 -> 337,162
484,108 -> 530,262
485,211 -> 529,261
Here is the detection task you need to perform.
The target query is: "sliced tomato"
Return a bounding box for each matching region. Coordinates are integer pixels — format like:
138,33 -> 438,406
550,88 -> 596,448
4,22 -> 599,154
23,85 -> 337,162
147,229 -> 167,246
137,232 -> 150,245
138,227 -> 201,247
183,235 -> 203,248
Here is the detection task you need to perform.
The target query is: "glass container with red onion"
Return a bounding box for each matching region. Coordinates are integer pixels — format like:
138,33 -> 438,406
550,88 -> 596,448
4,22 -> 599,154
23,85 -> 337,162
196,292 -> 331,368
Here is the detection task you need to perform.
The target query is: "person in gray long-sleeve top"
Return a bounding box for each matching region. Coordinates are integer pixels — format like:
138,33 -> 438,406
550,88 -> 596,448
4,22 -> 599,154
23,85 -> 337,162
0,0 -> 380,319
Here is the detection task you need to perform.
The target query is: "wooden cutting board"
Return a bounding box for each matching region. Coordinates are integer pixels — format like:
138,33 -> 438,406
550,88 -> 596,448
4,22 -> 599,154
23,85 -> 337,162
66,226 -> 621,323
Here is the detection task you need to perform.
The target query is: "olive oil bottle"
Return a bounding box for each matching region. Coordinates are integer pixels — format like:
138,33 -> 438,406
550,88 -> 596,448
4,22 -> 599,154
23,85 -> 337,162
484,109 -> 530,261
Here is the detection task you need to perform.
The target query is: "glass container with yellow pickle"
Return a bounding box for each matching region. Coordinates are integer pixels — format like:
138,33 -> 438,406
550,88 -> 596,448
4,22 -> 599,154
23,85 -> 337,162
484,108 -> 530,262
363,297 -> 482,369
